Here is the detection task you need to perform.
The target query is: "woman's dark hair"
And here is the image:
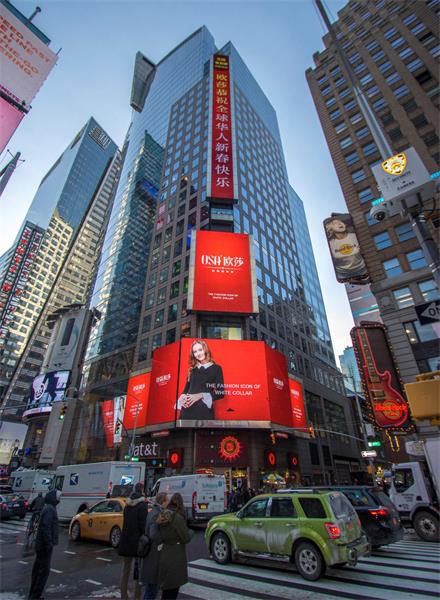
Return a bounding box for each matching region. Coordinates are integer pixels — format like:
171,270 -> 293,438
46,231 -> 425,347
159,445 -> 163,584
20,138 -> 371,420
167,492 -> 186,519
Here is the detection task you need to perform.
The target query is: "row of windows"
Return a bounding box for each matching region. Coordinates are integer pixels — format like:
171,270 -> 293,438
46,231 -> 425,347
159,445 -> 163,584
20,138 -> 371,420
393,278 -> 439,309
383,249 -> 428,277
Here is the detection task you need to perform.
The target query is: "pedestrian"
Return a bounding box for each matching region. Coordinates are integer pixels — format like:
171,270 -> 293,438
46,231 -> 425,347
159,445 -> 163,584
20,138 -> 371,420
28,489 -> 61,599
157,492 -> 192,599
140,492 -> 168,600
118,482 -> 148,600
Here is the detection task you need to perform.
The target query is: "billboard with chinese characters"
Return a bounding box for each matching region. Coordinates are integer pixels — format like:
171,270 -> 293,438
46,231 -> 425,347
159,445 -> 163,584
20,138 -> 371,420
146,339 -> 297,429
187,230 -> 258,314
207,54 -> 237,201
351,323 -> 411,431
23,370 -> 70,419
0,2 -> 57,108
323,214 -> 369,284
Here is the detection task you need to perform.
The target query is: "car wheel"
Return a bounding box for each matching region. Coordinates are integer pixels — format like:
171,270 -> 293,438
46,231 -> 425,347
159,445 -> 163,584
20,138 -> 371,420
70,521 -> 81,542
294,541 -> 325,581
110,526 -> 121,548
414,512 -> 439,542
211,532 -> 231,564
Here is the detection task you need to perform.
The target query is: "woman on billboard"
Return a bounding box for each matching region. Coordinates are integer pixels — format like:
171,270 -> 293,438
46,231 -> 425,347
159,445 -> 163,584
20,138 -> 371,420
176,340 -> 224,420
324,215 -> 368,282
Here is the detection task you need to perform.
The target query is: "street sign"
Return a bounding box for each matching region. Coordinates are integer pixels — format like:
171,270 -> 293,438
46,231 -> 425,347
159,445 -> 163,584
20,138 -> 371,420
415,300 -> 440,325
368,440 -> 382,447
361,450 -> 377,458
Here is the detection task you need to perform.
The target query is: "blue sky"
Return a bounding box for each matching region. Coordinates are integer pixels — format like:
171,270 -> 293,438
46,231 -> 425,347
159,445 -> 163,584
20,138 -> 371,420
0,0 -> 353,360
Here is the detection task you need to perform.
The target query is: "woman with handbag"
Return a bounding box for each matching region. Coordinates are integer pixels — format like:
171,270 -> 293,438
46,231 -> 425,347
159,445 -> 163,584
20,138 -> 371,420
140,493 -> 168,600
157,493 -> 192,599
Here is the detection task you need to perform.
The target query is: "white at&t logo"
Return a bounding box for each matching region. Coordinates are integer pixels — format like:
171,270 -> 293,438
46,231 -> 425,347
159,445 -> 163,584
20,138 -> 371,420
201,255 -> 245,268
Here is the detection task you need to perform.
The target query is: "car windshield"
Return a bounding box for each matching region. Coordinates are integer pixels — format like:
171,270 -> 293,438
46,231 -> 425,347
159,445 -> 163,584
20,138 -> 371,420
329,492 -> 356,519
342,489 -> 377,507
371,489 -> 396,509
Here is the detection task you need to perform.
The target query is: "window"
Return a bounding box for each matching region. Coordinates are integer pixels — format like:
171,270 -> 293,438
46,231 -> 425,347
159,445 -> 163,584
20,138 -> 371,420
358,187 -> 374,203
321,85 -> 331,96
325,96 -> 336,107
391,36 -> 405,49
373,231 -> 392,249
394,85 -> 409,99
386,72 -> 401,85
345,151 -> 359,165
407,249 -> 428,270
344,99 -> 357,111
395,222 -> 416,241
405,320 -> 438,343
352,168 -> 366,183
399,47 -> 414,60
373,97 -> 388,111
350,112 -> 363,124
410,22 -> 426,35
356,126 -> 370,139
270,498 -> 297,518
298,498 -> 326,518
418,279 -> 439,302
407,58 -> 423,72
335,121 -> 347,134
242,498 -> 267,518
394,469 -> 414,493
383,258 -> 402,277
359,73 -> 373,86
330,108 -> 341,120
362,142 -> 378,156
340,136 -> 353,149
393,287 -> 414,309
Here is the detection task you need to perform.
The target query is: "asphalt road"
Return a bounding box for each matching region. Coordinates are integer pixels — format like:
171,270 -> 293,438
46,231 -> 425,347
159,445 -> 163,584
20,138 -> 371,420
0,515 -> 209,599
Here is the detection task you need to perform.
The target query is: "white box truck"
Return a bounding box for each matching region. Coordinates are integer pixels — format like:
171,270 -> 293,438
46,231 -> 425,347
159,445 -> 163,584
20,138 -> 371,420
151,474 -> 227,522
390,438 -> 440,541
9,469 -> 55,508
53,461 -> 146,520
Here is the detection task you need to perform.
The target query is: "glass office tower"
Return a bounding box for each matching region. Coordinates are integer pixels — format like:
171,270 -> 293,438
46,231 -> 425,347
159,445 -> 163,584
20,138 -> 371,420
0,118 -> 118,414
74,28 -> 362,487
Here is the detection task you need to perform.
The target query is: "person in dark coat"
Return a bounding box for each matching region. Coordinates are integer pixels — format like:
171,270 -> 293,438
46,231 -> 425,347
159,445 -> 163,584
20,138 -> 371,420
156,493 -> 192,599
118,483 -> 148,600
140,492 -> 168,600
28,489 -> 61,599
177,340 -> 224,420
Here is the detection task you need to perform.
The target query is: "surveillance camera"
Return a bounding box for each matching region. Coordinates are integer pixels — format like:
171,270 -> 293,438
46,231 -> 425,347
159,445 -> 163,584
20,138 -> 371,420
369,202 -> 390,222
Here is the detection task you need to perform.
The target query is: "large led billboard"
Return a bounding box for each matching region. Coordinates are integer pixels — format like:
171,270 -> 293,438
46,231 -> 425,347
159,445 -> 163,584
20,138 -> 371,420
0,96 -> 24,154
323,213 -> 369,284
0,2 -> 57,108
351,323 -> 411,431
145,339 -> 296,428
188,230 -> 258,314
288,378 -> 307,431
23,370 -> 69,418
124,372 -> 151,430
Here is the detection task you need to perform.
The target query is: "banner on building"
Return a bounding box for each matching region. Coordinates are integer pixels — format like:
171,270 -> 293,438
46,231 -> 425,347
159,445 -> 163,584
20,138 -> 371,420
0,97 -> 25,154
124,372 -> 151,430
113,396 -> 126,444
351,322 -> 411,431
23,370 -> 70,418
207,54 -> 237,202
188,230 -> 258,314
101,400 -> 115,448
288,378 -> 307,430
323,213 -> 369,284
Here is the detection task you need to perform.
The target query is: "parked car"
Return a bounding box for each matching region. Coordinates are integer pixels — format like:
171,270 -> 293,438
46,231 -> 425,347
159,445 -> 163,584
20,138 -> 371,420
69,497 -> 129,548
0,493 -> 28,520
206,491 -> 370,581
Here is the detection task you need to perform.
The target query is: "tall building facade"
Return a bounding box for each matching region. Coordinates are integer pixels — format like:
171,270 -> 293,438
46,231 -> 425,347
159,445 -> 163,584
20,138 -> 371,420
70,28 -> 362,489
339,346 -> 362,392
0,118 -> 118,418
307,0 -> 439,383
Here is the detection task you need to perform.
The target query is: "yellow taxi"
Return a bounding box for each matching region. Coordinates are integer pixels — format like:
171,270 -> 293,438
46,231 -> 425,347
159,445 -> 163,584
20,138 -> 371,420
69,497 -> 127,547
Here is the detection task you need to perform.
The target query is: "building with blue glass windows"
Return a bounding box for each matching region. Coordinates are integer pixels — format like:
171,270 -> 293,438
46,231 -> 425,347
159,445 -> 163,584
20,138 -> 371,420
72,27 -> 363,488
0,118 -> 118,422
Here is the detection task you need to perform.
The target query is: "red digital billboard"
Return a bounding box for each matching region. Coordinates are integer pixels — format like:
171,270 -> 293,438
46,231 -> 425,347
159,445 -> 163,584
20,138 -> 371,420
208,54 -> 236,201
0,97 -> 25,154
101,399 -> 115,448
147,341 -> 180,426
288,379 -> 307,431
188,230 -> 258,314
124,372 -> 151,430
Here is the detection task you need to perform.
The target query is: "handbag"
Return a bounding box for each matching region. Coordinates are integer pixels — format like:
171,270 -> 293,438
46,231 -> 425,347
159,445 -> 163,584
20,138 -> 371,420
137,533 -> 151,558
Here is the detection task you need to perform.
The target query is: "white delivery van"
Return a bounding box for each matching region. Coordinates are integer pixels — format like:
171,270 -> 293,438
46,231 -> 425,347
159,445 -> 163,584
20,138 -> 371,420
151,474 -> 226,522
53,461 -> 146,520
9,469 -> 55,507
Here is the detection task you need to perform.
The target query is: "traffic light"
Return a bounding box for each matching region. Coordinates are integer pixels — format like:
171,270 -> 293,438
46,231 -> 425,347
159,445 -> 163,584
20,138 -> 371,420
368,440 -> 382,447
287,453 -> 299,469
264,450 -> 277,468
114,420 -> 121,434
308,424 -> 316,439
168,448 -> 183,469
270,432 -> 276,445
59,404 -> 68,420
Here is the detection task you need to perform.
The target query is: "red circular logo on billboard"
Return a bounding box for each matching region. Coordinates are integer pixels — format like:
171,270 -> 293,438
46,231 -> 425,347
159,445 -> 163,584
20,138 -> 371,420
170,451 -> 180,466
219,436 -> 241,461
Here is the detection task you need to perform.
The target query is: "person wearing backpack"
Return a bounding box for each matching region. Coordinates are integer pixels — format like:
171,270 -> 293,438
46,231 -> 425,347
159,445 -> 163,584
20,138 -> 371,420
139,492 -> 168,600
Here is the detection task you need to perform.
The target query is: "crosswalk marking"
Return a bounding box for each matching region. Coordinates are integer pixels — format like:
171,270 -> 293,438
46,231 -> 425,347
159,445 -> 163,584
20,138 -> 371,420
183,537 -> 440,600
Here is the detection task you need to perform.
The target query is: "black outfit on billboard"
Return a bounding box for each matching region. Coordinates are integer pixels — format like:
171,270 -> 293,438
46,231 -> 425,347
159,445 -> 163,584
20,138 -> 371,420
179,363 -> 224,420
28,490 -> 60,600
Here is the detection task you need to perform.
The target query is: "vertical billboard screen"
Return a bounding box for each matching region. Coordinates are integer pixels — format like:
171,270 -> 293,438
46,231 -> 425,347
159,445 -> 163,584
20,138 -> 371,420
147,341 -> 181,426
188,230 -> 258,314
124,372 -> 151,430
0,2 -> 57,108
323,213 -> 369,284
23,370 -> 70,418
101,399 -> 115,449
351,323 -> 411,431
288,379 -> 307,431
207,54 -> 236,201
0,97 -> 24,154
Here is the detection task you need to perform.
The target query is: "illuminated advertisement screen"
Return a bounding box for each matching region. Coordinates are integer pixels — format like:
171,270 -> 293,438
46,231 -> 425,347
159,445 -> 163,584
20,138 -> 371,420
124,372 -> 151,430
288,379 -> 307,431
23,370 -> 70,418
207,54 -> 236,201
324,213 -> 369,284
0,97 -> 25,154
351,323 -> 411,430
188,230 -> 258,314
0,2 -> 57,107
146,339 -> 295,428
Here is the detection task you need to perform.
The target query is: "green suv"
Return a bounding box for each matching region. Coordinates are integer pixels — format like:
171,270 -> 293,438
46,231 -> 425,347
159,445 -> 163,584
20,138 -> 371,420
205,491 -> 370,580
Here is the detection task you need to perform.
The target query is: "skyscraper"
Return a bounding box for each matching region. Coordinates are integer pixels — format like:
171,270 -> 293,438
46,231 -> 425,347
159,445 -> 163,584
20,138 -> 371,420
0,118 -> 118,418
306,0 -> 439,382
73,28 -> 362,487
